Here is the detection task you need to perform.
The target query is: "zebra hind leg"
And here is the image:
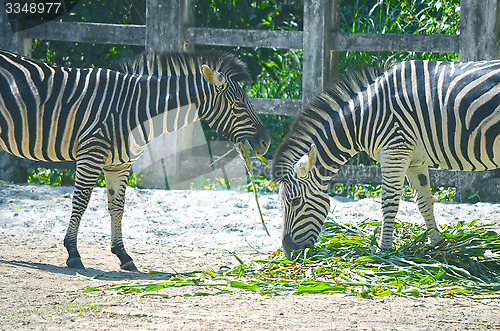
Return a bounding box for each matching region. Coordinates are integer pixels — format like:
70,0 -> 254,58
378,147 -> 413,251
103,165 -> 138,271
64,157 -> 104,269
406,165 -> 441,245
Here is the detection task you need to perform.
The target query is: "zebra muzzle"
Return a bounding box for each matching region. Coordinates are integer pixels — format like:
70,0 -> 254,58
245,126 -> 271,156
282,233 -> 310,260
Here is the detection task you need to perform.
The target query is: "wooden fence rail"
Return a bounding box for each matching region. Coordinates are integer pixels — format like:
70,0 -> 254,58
21,23 -> 461,61
8,1 -> 500,116
0,0 -> 499,202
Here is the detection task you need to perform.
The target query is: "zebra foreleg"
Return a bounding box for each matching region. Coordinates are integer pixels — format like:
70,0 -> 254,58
103,165 -> 137,271
64,157 -> 104,269
378,147 -> 413,251
65,187 -> 95,269
405,165 -> 441,245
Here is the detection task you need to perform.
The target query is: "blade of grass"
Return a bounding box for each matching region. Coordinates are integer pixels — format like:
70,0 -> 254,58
204,140 -> 271,236
239,141 -> 270,236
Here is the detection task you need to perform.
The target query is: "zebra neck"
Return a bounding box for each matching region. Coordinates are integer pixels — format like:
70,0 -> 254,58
310,109 -> 359,176
350,75 -> 399,159
122,73 -> 213,160
130,73 -> 211,144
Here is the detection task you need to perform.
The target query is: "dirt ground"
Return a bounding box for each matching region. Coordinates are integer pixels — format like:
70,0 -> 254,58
0,182 -> 499,330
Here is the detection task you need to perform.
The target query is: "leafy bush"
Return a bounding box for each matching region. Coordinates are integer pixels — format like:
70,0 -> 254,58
339,0 -> 459,72
27,168 -> 143,187
27,168 -> 76,186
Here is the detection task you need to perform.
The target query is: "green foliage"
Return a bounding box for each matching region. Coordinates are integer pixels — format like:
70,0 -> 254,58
191,175 -> 276,192
189,176 -> 233,190
245,49 -> 302,99
242,175 -> 277,193
27,168 -> 142,187
27,168 -> 76,186
329,183 -> 383,200
403,185 -> 458,203
342,0 -> 459,37
127,172 -> 144,188
83,218 -> 500,298
329,183 -> 456,202
432,186 -> 456,202
196,0 -> 302,30
339,0 -> 460,72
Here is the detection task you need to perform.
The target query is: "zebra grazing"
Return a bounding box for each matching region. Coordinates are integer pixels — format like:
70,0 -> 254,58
0,49 -> 270,270
272,60 -> 499,259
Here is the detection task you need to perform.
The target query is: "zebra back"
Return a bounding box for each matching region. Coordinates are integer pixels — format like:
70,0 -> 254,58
117,51 -> 251,82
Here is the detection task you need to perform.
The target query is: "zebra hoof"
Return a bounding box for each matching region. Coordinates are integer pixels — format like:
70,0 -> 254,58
66,257 -> 85,269
120,260 -> 138,272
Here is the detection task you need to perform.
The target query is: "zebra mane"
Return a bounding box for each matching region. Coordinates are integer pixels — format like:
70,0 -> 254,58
271,66 -> 381,182
116,51 -> 251,82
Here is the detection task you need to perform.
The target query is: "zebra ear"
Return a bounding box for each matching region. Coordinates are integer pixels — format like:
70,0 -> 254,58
201,64 -> 226,87
293,144 -> 317,178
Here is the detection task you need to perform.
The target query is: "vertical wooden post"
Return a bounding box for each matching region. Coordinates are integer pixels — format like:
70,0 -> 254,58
459,0 -> 500,61
0,6 -> 27,183
147,0 -> 181,51
457,0 -> 500,201
175,0 -> 204,187
140,0 -> 199,188
0,5 -> 16,51
146,0 -> 194,51
329,0 -> 341,84
302,0 -> 336,106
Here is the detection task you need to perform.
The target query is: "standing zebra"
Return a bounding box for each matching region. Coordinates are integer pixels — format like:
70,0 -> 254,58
272,60 -> 500,259
0,49 -> 270,270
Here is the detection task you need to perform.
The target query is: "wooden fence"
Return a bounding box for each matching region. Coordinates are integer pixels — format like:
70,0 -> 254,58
0,0 -> 499,201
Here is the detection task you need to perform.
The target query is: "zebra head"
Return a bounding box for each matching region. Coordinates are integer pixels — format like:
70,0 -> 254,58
200,62 -> 270,156
273,144 -> 331,260
121,51 -> 271,156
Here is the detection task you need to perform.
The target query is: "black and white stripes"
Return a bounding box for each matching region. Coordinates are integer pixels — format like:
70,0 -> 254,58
0,49 -> 270,270
272,60 -> 499,259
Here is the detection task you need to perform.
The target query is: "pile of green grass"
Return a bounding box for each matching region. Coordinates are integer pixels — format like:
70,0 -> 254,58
83,218 -> 500,299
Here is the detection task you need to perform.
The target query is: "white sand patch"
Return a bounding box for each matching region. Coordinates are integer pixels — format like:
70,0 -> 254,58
0,181 -> 499,255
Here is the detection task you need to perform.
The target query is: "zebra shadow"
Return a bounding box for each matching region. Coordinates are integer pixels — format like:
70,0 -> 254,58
0,258 -> 169,281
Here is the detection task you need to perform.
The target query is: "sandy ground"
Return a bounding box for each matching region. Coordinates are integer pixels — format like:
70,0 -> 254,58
0,181 -> 499,330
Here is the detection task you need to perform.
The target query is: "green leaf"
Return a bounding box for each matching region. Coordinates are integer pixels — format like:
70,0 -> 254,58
228,280 -> 261,290
239,141 -> 270,236
402,288 -> 421,296
373,289 -> 392,297
294,281 -> 343,294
